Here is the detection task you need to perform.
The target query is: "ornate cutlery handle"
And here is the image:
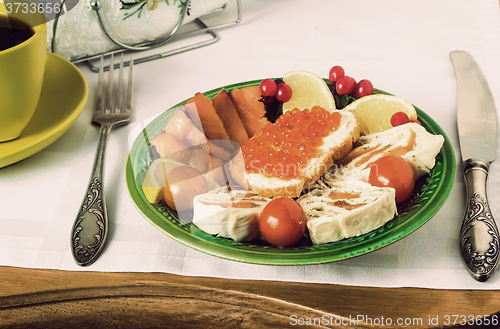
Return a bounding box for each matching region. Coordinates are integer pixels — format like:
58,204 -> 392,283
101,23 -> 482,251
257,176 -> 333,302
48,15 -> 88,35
71,124 -> 111,266
460,159 -> 500,282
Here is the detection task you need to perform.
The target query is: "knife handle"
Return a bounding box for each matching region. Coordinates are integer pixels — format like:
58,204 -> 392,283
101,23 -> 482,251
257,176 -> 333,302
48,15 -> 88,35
460,159 -> 500,282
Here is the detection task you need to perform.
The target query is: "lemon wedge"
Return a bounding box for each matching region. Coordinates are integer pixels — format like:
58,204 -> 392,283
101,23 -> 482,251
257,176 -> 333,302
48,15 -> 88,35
282,70 -> 336,113
343,94 -> 417,135
141,158 -> 185,203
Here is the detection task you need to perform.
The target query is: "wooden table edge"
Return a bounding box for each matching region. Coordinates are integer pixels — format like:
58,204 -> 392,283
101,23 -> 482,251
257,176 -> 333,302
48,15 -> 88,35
0,265 -> 499,328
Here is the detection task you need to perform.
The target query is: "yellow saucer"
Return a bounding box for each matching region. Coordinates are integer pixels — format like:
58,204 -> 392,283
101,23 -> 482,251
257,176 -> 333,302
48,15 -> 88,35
0,52 -> 88,168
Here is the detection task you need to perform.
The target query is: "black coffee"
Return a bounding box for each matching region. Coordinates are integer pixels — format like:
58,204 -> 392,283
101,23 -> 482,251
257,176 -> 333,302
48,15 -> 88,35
0,15 -> 35,52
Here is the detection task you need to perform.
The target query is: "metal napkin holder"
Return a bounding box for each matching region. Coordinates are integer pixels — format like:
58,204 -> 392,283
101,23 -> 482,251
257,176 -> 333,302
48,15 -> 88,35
51,0 -> 241,71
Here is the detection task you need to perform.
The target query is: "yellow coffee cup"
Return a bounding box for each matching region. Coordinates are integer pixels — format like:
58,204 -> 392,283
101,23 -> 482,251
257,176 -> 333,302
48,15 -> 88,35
0,1 -> 47,142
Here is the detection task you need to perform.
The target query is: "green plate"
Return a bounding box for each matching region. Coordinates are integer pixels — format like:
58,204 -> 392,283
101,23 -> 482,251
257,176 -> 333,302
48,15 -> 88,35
125,80 -> 456,265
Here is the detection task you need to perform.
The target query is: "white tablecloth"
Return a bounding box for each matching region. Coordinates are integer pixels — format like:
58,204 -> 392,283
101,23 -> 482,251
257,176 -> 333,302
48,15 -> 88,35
1,0 -> 500,289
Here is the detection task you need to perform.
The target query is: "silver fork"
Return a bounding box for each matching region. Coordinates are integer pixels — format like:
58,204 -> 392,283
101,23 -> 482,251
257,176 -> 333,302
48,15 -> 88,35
71,54 -> 133,266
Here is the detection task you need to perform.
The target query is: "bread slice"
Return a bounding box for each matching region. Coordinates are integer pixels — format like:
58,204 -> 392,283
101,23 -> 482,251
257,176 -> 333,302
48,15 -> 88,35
192,187 -> 271,242
298,181 -> 397,244
230,110 -> 360,198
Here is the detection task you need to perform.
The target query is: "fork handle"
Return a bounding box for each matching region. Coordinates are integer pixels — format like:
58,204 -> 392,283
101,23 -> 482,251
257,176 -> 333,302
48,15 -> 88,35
71,124 -> 111,266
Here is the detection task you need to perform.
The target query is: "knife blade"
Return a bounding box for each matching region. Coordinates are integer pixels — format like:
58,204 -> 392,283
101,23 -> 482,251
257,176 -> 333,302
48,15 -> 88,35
450,50 -> 499,282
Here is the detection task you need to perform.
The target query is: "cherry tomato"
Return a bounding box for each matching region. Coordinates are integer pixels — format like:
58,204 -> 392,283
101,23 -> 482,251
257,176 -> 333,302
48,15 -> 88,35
329,66 -> 345,83
260,78 -> 276,97
354,79 -> 374,98
163,165 -> 208,212
410,119 -> 421,125
259,197 -> 307,247
369,155 -> 415,204
276,83 -> 292,103
336,75 -> 356,95
390,112 -> 410,127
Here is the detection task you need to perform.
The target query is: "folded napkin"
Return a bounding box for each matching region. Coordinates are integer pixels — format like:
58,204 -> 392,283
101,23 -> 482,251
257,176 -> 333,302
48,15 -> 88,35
47,0 -> 227,61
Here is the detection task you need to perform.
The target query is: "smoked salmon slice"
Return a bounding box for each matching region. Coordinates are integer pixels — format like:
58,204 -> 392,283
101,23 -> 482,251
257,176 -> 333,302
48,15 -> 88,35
211,89 -> 249,146
229,86 -> 269,138
150,132 -> 192,164
162,109 -> 206,147
186,93 -> 231,141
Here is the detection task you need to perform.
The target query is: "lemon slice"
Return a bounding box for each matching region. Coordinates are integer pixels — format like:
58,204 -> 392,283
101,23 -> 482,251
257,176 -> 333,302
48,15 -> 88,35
142,157 -> 224,203
343,94 -> 417,135
282,70 -> 336,113
141,158 -> 185,203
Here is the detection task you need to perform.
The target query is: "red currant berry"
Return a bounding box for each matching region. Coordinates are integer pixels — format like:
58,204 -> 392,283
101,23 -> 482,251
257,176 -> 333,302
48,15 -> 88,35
391,112 -> 410,127
336,76 -> 356,95
329,66 -> 345,83
276,83 -> 292,103
354,79 -> 374,98
260,78 -> 277,97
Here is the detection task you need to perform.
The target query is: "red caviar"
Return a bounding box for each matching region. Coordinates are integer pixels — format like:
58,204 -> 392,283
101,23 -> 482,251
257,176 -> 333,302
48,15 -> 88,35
241,106 -> 341,179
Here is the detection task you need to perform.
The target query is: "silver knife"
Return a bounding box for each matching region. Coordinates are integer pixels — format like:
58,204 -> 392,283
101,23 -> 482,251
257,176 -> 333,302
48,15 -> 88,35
450,50 -> 499,282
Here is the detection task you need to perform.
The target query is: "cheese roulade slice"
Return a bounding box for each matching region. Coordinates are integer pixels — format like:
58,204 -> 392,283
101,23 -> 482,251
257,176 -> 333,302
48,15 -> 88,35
298,181 -> 397,245
326,122 -> 444,185
192,187 -> 271,242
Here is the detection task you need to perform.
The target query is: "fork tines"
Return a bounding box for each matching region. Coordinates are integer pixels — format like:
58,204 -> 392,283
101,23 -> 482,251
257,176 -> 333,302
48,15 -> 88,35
96,54 -> 133,114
